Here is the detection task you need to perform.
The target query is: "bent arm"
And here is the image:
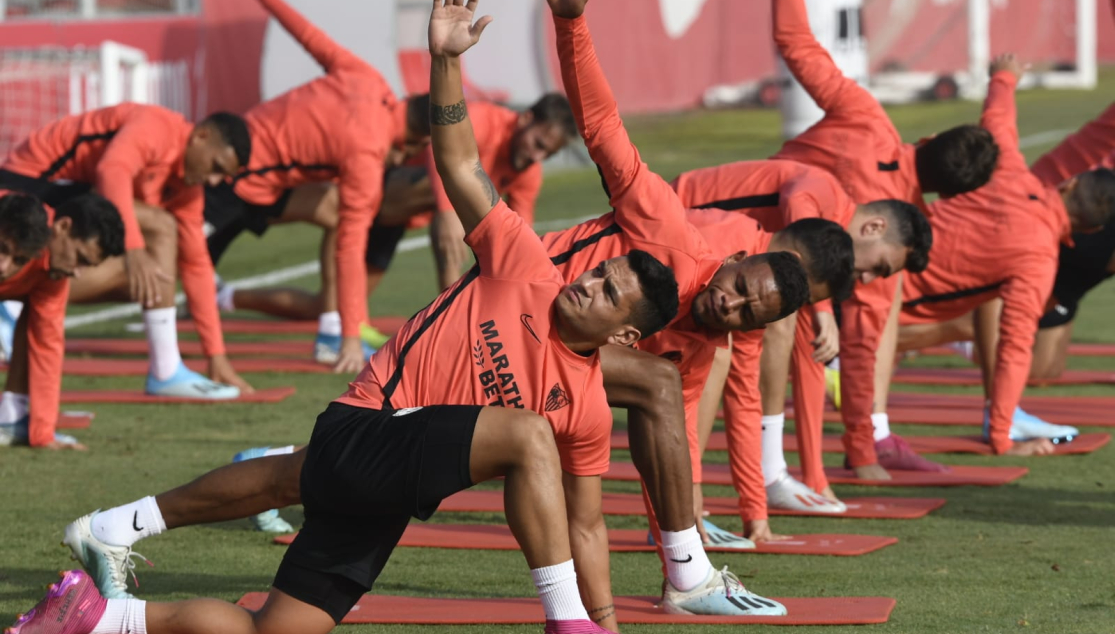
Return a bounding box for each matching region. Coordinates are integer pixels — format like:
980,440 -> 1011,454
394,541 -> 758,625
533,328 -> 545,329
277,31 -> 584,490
562,472 -> 617,632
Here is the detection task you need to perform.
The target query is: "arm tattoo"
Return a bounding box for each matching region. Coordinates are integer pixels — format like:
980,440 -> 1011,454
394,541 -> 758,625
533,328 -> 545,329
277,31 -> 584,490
474,160 -> 500,206
589,605 -> 616,624
430,99 -> 468,125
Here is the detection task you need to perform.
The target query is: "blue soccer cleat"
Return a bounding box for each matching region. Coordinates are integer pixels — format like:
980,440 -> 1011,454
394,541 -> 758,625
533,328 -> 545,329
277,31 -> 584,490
984,406 -> 1079,441
313,333 -> 376,365
662,565 -> 786,616
145,363 -> 239,400
701,519 -> 756,550
0,416 -> 79,447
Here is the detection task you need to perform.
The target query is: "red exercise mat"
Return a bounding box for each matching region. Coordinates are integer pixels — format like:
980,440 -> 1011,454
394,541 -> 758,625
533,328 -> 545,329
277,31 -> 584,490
604,461 -> 1027,487
177,316 -> 408,335
66,338 -> 311,358
921,342 -> 1115,357
55,358 -> 328,376
273,524 -> 897,557
59,386 -> 295,404
236,593 -> 896,625
893,366 -> 1115,386
781,432 -> 1111,456
439,489 -> 944,519
57,412 -> 93,429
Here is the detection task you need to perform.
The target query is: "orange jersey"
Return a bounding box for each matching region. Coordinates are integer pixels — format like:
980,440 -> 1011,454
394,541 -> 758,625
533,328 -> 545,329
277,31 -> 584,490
769,0 -> 930,467
337,203 -> 611,476
1,104 -> 225,357
234,0 -> 404,338
636,209 -> 772,483
901,71 -> 1071,454
0,200 -> 67,447
423,101 -> 543,225
1030,101 -> 1115,186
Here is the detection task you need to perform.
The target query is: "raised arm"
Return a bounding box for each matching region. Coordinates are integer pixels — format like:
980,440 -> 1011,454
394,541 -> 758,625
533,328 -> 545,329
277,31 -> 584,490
980,55 -> 1026,173
428,0 -> 497,235
1031,100 -> 1115,187
258,0 -> 365,73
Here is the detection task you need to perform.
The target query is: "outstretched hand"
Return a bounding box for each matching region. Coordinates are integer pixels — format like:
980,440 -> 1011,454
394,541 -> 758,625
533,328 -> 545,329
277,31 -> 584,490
429,0 -> 492,57
990,53 -> 1028,81
546,0 -> 588,19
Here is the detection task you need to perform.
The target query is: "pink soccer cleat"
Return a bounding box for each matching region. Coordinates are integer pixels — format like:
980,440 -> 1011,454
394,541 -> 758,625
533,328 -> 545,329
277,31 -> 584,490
544,619 -> 616,634
6,570 -> 106,634
876,434 -> 950,473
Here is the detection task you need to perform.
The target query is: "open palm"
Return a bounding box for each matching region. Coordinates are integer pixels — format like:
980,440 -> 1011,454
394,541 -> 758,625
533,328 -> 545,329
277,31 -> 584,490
429,0 -> 492,57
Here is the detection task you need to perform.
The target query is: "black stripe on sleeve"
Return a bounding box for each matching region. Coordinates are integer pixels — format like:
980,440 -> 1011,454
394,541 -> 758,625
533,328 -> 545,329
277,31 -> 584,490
902,281 -> 1003,308
877,160 -> 900,172
693,192 -> 780,211
40,131 -> 118,180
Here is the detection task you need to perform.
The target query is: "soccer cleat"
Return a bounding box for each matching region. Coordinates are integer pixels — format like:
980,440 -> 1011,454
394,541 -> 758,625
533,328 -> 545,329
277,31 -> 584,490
984,407 -> 1080,442
875,434 -> 950,473
5,570 -> 106,634
701,519 -> 755,550
766,472 -> 847,513
359,322 -> 392,349
232,448 -> 295,533
144,362 -> 239,400
0,416 -> 79,447
63,513 -> 151,600
543,620 -> 615,634
662,565 -> 787,616
312,333 -> 376,365
824,365 -> 841,410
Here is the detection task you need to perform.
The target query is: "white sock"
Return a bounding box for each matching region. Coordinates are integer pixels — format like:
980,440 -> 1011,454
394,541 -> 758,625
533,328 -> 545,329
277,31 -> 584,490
0,391 -> 29,424
92,599 -> 146,634
216,284 -> 236,312
263,445 -> 295,457
318,311 -> 342,337
660,525 -> 713,592
90,497 -> 167,548
2,300 -> 23,321
760,413 -> 788,486
826,356 -> 840,371
531,560 -> 589,621
872,412 -> 891,442
144,307 -> 182,381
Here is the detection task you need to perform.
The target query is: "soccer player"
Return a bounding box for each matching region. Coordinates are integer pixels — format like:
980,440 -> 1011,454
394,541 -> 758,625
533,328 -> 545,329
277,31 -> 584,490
0,105 -> 252,399
11,4 -> 680,633
672,158 -> 932,538
771,0 -> 1001,479
203,0 -> 434,374
0,193 -> 124,450
871,58 -> 1115,456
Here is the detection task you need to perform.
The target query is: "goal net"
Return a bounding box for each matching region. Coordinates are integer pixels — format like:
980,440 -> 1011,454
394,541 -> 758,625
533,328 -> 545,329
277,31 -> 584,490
0,41 -> 148,158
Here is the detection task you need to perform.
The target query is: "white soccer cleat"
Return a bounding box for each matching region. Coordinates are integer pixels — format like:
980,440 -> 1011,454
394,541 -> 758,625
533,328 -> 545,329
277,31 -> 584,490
662,565 -> 786,616
63,512 -> 151,600
766,472 -> 847,514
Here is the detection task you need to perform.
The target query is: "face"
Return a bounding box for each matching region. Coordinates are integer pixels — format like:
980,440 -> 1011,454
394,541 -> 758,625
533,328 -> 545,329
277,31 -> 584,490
851,235 -> 906,284
510,116 -> 569,172
554,256 -> 643,346
182,129 -> 242,187
387,132 -> 432,170
0,235 -> 33,282
691,254 -> 785,332
46,218 -> 104,279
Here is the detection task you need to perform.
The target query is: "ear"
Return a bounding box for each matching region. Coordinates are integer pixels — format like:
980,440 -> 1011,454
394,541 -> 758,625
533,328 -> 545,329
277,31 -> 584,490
517,109 -> 535,129
724,250 -> 747,265
193,126 -> 211,143
861,216 -> 887,237
53,216 -> 72,234
607,325 -> 641,348
1060,175 -> 1079,195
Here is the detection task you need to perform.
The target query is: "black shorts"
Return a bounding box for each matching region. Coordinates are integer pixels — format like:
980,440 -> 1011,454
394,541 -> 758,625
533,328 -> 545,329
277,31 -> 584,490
365,217 -> 407,271
273,402 -> 479,622
0,169 -> 92,206
204,182 -> 293,264
1038,224 -> 1115,329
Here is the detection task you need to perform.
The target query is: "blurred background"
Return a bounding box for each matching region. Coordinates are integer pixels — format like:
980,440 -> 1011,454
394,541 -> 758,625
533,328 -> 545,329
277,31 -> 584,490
1,0 -> 1112,158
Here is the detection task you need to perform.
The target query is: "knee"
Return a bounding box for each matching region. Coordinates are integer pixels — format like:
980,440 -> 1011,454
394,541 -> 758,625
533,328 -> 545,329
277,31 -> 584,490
141,208 -> 177,248
639,356 -> 684,413
508,413 -> 560,468
313,186 -> 339,230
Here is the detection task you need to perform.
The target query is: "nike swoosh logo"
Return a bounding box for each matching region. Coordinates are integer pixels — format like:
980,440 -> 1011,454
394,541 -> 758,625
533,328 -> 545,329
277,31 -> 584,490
133,511 -> 144,532
520,314 -> 541,345
669,554 -> 693,563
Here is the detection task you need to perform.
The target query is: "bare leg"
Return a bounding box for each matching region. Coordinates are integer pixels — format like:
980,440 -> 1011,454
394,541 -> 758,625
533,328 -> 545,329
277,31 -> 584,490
1030,322 -> 1072,380
853,275 -> 903,481
69,202 -> 178,306
897,313 -> 975,352
758,312 -> 796,416
4,309 -> 29,393
144,588 -> 334,634
696,343 -> 731,454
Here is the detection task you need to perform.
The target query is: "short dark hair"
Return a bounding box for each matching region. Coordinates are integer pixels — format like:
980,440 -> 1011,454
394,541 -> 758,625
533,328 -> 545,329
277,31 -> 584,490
762,251 -> 811,320
915,124 -> 998,197
529,93 -> 577,140
864,199 -> 934,273
626,248 -> 679,339
54,193 -> 125,258
201,112 -> 252,168
779,218 -> 855,303
408,93 -> 432,138
0,193 -> 50,257
1068,168 -> 1115,230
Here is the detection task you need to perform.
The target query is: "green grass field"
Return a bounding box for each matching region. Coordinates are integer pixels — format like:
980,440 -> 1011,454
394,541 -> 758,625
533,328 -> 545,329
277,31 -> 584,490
4,73 -> 1115,634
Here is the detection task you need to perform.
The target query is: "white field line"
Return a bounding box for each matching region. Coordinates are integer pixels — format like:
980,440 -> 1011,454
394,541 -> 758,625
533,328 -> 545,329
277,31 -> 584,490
65,213 -> 599,330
